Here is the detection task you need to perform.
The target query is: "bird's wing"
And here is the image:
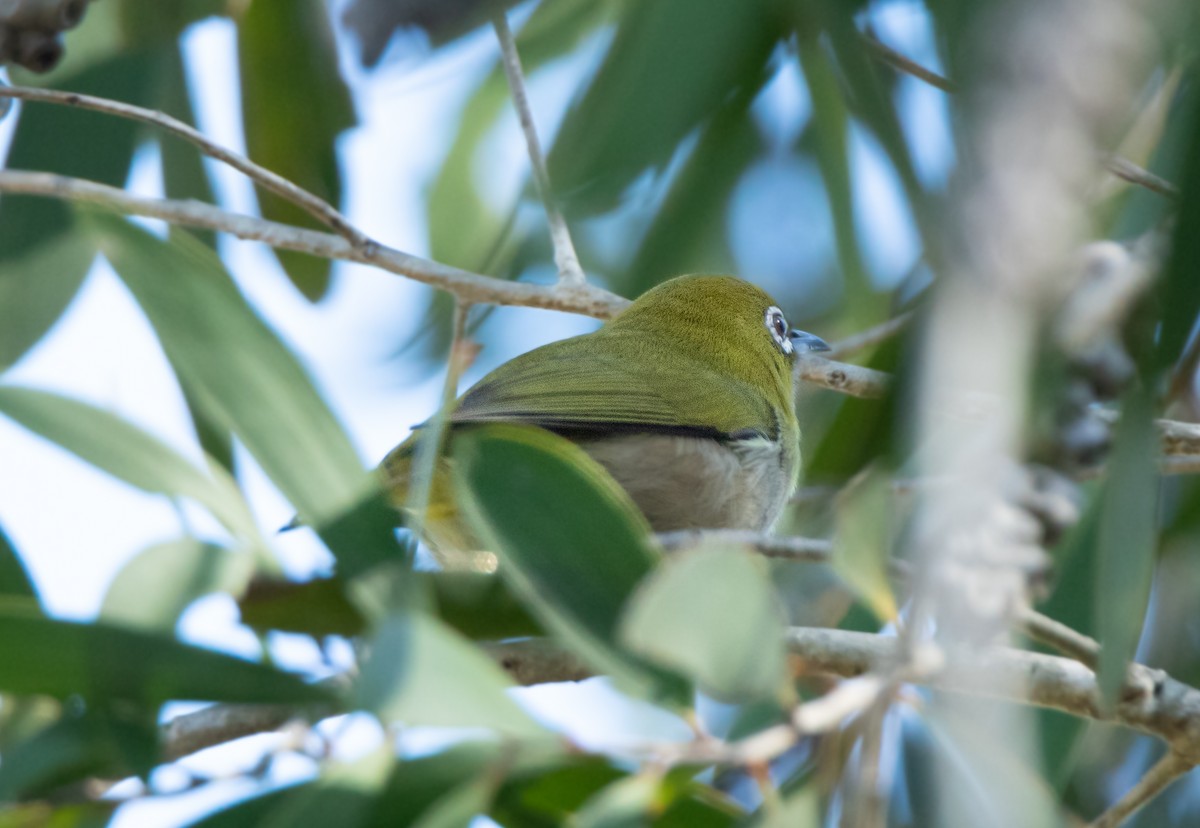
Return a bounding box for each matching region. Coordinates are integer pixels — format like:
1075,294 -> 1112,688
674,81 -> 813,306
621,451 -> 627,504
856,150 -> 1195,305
449,333 -> 756,439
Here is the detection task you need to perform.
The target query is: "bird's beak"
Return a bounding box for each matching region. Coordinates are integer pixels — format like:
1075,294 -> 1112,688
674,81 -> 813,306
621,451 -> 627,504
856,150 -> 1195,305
789,329 -> 831,353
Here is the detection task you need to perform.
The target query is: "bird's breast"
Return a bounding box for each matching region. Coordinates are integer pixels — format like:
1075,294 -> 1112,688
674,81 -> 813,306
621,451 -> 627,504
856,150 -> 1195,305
573,432 -> 797,533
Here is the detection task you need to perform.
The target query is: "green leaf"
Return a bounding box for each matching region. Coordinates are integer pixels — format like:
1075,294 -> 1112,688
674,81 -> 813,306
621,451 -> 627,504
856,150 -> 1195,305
369,744 -> 501,827
620,545 -> 787,703
795,34 -> 873,319
0,50 -> 154,263
90,217 -> 393,574
0,708 -> 157,802
1095,389 -> 1159,707
1155,79 -> 1200,375
575,773 -> 661,828
154,43 -> 236,472
0,231 -> 93,372
257,747 -> 394,828
355,613 -> 546,737
237,0 -> 356,300
0,385 -> 260,545
0,524 -> 38,605
548,0 -> 781,214
0,49 -> 158,370
0,607 -> 335,707
453,424 -> 687,704
239,570 -> 541,641
492,758 -> 625,825
101,539 -> 254,632
832,471 -> 897,621
0,802 -> 116,828
239,576 -> 367,639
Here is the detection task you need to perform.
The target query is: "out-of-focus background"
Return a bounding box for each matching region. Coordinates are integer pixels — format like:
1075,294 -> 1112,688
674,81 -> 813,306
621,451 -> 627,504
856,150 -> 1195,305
1,0 -> 1200,826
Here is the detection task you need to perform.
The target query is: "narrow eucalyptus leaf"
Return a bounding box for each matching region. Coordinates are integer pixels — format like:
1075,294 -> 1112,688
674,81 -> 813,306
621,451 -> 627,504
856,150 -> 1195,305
0,609 -> 335,706
356,613 -> 544,736
620,545 -> 786,703
0,385 -> 259,544
101,539 -> 253,632
1095,389 -> 1159,707
453,424 -> 689,704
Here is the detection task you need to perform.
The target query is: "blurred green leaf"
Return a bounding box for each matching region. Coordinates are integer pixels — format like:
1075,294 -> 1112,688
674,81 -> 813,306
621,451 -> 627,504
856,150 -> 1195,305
548,0 -> 781,214
795,35 -> 873,319
832,471 -> 897,621
575,772 -> 661,828
453,424 -> 688,704
429,569 -> 542,639
101,539 -> 253,632
1155,79 -> 1200,375
0,385 -> 260,545
492,758 -> 625,825
240,569 -> 541,641
0,50 -> 157,369
0,802 -> 116,828
0,51 -> 153,261
257,747 -> 394,828
0,607 -> 334,706
239,575 -> 367,639
238,0 -> 356,300
355,613 -> 546,736
746,782 -> 820,828
620,544 -> 787,703
0,524 -> 37,605
411,774 -> 495,828
0,708 -> 156,802
1095,389 -> 1159,707
90,217 -> 396,575
116,0 -> 226,44
0,232 -> 92,373
370,743 -> 501,828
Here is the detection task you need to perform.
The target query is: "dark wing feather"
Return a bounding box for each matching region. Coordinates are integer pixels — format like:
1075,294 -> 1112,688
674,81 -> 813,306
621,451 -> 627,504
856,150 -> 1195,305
450,332 -> 771,440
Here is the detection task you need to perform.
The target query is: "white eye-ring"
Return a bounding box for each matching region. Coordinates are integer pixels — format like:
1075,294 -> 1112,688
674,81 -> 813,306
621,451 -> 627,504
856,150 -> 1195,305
765,306 -> 792,354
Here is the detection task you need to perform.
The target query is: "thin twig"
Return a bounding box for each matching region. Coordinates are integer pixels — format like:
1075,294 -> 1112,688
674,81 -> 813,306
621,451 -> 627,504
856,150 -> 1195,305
0,170 -> 628,318
0,85 -> 375,248
1102,154 -> 1180,200
862,35 -> 956,93
1016,606 -> 1100,669
1089,751 -> 1193,828
655,529 -> 833,561
492,12 -> 585,286
826,311 -> 914,360
861,36 -> 1176,200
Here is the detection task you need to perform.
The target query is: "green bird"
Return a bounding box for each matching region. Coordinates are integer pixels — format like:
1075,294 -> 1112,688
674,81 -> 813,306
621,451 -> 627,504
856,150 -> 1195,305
381,275 -> 829,567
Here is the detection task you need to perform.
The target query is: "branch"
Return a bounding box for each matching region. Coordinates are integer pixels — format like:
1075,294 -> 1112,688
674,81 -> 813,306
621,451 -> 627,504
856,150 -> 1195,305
492,12 -> 585,286
794,354 -> 892,399
161,702 -> 330,762
655,529 -> 833,562
0,170 -> 629,318
786,627 -> 1200,762
1089,751 -> 1193,828
0,85 -> 374,248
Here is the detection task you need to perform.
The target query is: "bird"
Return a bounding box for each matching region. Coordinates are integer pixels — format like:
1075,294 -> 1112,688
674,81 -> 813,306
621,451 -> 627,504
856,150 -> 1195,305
380,275 -> 830,568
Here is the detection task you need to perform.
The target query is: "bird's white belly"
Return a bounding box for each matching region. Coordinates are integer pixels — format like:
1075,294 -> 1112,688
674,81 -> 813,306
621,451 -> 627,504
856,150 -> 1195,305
575,433 -> 795,533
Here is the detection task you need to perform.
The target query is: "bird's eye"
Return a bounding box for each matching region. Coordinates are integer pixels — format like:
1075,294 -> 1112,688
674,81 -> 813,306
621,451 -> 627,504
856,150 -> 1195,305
764,306 -> 792,354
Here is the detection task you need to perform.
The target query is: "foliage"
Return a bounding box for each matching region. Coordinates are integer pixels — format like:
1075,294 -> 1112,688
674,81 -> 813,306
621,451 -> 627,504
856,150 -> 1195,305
1,0 -> 1200,826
